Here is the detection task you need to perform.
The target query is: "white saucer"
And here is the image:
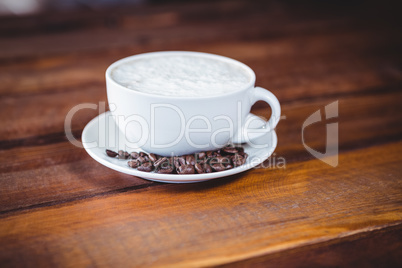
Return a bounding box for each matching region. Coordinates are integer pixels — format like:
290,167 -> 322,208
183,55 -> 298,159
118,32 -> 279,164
82,112 -> 277,183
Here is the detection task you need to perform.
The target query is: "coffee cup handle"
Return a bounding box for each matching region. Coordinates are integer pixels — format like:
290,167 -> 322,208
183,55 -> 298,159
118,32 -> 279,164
234,87 -> 281,143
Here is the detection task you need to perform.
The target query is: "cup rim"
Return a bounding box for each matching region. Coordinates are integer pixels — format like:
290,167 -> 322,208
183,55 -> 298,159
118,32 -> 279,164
105,51 -> 256,100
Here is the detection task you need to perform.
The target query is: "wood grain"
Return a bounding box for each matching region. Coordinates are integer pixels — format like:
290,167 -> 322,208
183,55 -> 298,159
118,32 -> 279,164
0,0 -> 401,267
218,224 -> 402,267
0,142 -> 401,267
0,91 -> 401,215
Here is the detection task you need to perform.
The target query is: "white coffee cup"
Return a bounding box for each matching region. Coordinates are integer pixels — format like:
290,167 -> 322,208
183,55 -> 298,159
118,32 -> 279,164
106,51 -> 280,156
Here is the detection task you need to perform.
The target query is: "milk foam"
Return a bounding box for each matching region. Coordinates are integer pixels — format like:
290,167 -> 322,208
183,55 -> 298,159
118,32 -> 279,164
111,55 -> 250,97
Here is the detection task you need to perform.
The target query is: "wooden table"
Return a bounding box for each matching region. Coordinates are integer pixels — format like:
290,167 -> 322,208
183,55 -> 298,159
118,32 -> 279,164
1,0 -> 401,267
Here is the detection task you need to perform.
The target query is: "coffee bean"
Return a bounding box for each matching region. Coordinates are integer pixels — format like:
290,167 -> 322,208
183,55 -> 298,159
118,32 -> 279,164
157,166 -> 174,174
161,160 -> 174,170
149,153 -> 158,162
178,165 -> 195,174
222,146 -> 238,154
106,149 -> 118,157
186,155 -> 195,165
107,145 -> 247,174
216,156 -> 231,165
137,156 -> 148,164
232,155 -> 242,167
206,151 -> 214,158
137,162 -> 154,172
236,147 -> 244,154
209,155 -> 233,171
225,164 -> 234,170
130,152 -> 139,159
118,150 -> 130,159
211,164 -> 225,172
154,157 -> 167,168
173,156 -> 186,169
204,164 -> 213,173
197,152 -> 206,159
137,152 -> 149,161
128,160 -> 139,168
194,152 -> 209,163
233,154 -> 246,167
194,163 -> 204,174
208,157 -> 218,166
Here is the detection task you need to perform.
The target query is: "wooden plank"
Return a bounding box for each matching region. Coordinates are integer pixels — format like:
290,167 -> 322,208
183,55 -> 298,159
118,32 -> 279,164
0,86 -> 105,141
1,87 -> 401,147
0,141 -> 401,267
0,91 -> 401,214
0,1 -> 401,266
218,224 -> 402,267
0,0 -> 356,60
0,142 -> 156,213
0,0 -> 400,63
0,0 -> 251,36
0,0 -> 396,38
1,90 -> 401,213
1,42 -> 401,140
2,30 -> 401,99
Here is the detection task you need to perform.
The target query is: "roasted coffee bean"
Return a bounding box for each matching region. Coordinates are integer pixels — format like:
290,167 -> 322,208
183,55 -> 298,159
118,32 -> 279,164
108,145 -> 246,174
136,156 -> 148,164
225,164 -> 234,170
157,166 -> 174,174
185,155 -> 195,165
137,162 -> 154,172
210,157 -> 220,166
106,149 -> 118,157
130,152 -> 139,159
232,155 -> 242,167
128,160 -> 139,168
211,164 -> 225,172
208,157 -> 218,166
206,151 -> 214,158
173,157 -> 178,168
222,146 -> 238,154
149,153 -> 158,162
233,154 -> 246,167
210,156 -> 232,171
197,152 -> 206,160
173,156 -> 185,169
154,157 -> 167,168
178,165 -> 195,174
209,156 -> 230,167
161,162 -> 173,170
137,152 -> 148,161
196,155 -> 206,164
194,163 -> 204,174
236,147 -> 244,154
118,150 -> 130,159
204,164 -> 213,173
216,156 -> 231,165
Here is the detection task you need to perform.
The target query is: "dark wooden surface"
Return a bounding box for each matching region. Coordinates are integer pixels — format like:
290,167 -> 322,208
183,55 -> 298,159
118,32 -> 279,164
0,0 -> 401,267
